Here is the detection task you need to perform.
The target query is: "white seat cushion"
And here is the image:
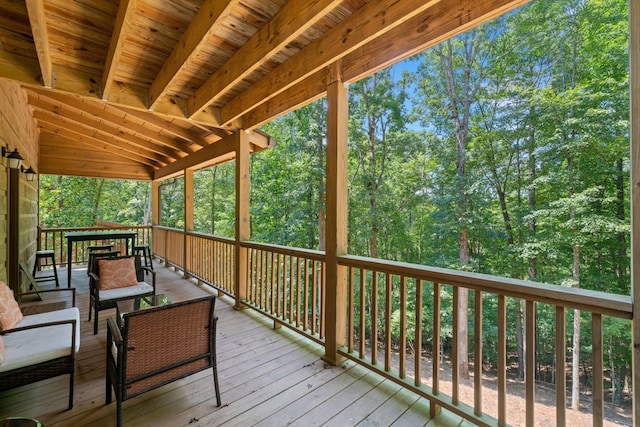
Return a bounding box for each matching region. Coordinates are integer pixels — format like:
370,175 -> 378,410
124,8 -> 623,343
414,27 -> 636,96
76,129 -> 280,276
99,282 -> 153,301
0,307 -> 80,372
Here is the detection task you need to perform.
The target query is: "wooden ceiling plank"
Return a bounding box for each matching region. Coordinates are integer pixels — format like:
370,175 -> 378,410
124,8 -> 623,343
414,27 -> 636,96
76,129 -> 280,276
187,0 -> 342,117
148,0 -> 240,108
24,0 -> 52,87
217,0 -> 442,126
36,116 -> 165,168
102,0 -> 140,101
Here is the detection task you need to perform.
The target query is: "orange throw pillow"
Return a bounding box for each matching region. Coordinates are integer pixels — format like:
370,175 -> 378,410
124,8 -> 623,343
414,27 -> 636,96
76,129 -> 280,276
0,281 -> 23,331
99,257 -> 138,290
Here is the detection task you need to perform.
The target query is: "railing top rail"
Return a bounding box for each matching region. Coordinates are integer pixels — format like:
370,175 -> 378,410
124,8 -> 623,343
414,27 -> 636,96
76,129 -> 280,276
340,254 -> 632,319
242,240 -> 325,261
40,225 -> 150,232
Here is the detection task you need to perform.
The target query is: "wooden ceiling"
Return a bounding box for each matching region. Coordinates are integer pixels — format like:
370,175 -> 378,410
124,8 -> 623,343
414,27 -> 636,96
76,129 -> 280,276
0,0 -> 529,181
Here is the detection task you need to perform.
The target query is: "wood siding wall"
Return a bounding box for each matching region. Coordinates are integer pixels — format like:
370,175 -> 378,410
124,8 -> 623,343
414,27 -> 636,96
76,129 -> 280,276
0,79 -> 40,291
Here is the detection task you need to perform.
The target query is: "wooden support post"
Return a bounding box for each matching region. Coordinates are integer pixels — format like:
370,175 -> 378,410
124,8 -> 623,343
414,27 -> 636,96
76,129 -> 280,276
630,0 -> 640,425
8,168 -> 19,292
324,61 -> 348,365
184,168 -> 194,278
235,131 -> 250,309
151,179 -> 160,261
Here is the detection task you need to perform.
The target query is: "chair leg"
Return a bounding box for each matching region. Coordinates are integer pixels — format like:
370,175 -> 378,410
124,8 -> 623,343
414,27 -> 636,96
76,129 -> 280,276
212,361 -> 221,407
93,307 -> 99,334
106,373 -> 112,404
52,259 -> 60,287
117,398 -> 123,427
68,371 -> 74,410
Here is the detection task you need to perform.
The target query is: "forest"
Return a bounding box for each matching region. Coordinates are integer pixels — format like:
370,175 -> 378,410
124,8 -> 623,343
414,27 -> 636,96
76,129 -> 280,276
39,0 -> 632,410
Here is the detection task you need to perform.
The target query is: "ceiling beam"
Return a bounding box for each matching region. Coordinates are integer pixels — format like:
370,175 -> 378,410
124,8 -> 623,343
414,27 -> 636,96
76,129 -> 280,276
24,0 -> 52,87
102,0 -> 139,101
187,0 -> 342,117
148,0 -> 239,109
115,105 -> 223,146
217,0 -> 442,126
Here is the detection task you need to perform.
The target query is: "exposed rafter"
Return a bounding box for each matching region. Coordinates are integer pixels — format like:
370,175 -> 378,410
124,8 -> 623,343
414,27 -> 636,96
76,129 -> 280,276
24,0 -> 52,87
102,0 -> 139,101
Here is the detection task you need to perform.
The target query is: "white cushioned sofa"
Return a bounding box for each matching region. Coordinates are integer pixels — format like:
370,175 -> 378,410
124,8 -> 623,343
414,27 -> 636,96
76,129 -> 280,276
0,285 -> 80,410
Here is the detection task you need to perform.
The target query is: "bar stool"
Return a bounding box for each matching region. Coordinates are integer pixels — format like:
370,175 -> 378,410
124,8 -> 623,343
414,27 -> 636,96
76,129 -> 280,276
86,243 -> 115,275
134,244 -> 153,271
32,249 -> 60,288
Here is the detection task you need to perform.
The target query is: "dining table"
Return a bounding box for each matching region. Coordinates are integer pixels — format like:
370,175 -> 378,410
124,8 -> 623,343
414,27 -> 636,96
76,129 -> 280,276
64,230 -> 137,288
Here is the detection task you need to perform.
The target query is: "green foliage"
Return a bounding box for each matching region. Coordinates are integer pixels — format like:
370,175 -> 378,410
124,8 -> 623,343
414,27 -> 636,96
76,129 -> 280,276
39,175 -> 150,227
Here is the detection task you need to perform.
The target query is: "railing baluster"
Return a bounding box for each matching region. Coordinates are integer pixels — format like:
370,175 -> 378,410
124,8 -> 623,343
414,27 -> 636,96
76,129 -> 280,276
372,270 -> 378,365
474,290 -> 482,416
385,272 -> 392,372
348,266 -> 355,353
359,268 -> 366,359
498,295 -> 506,427
452,285 -> 459,405
431,281 -> 440,418
592,313 -> 603,427
416,278 -> 424,388
311,259 -> 317,334
556,306 -> 566,427
526,300 -> 536,427
399,275 -> 406,379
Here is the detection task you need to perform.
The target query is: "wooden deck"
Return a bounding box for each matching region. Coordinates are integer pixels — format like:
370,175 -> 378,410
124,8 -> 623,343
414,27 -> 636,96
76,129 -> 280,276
0,261 -> 462,427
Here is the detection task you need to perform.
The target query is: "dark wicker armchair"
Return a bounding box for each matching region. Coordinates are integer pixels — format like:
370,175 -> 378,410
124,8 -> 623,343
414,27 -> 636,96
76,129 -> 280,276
88,254 -> 155,334
106,295 -> 221,427
0,286 -> 79,410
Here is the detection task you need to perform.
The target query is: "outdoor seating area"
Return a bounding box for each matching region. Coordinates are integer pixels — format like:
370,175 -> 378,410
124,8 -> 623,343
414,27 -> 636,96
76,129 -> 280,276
0,261 -> 442,427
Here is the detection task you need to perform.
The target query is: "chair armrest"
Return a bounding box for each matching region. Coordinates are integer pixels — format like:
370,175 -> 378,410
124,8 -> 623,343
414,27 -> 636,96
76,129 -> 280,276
88,272 -> 101,296
142,267 -> 156,292
107,316 -> 122,345
1,318 -> 77,335
16,288 -> 77,307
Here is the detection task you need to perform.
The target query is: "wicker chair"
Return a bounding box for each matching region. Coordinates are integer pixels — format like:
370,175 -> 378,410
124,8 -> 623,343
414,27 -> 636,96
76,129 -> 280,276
0,286 -> 79,410
88,255 -> 155,334
106,295 -> 221,427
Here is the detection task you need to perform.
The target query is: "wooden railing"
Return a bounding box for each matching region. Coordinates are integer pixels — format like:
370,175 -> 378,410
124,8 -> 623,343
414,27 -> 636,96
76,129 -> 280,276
337,255 -> 632,427
152,227 -> 236,297
53,225 -> 631,426
38,226 -> 151,268
243,241 -> 326,344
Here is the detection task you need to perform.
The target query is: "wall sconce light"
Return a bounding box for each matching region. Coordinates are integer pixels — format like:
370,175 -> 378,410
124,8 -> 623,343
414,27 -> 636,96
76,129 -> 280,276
22,166 -> 37,182
2,147 -> 24,170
